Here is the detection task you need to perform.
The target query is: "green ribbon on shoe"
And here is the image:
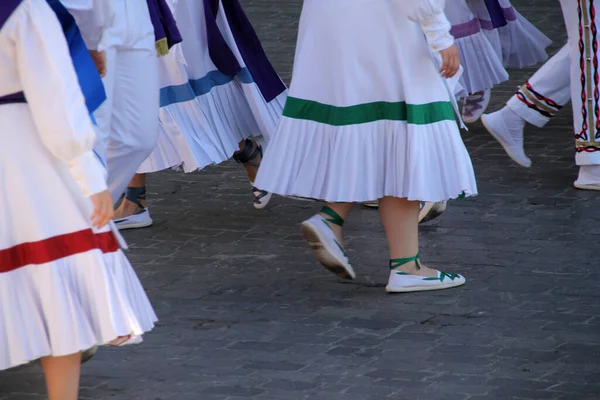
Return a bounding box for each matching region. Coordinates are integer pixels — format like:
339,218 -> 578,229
389,253 -> 421,271
320,206 -> 344,227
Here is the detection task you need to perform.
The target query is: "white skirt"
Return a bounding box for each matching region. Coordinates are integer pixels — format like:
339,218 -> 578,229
470,0 -> 551,68
497,10 -> 552,68
254,0 -> 477,203
445,0 -> 509,95
138,0 -> 286,174
0,105 -> 156,370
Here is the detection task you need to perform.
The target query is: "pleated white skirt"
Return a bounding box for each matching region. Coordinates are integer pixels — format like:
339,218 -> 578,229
0,105 -> 156,370
255,0 -> 477,203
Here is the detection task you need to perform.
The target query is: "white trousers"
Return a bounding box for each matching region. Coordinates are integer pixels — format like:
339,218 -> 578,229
561,0 -> 600,165
507,44 -> 571,128
93,0 -> 159,203
506,0 -> 600,165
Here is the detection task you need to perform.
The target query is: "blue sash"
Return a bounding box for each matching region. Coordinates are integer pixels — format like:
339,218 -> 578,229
0,0 -> 106,113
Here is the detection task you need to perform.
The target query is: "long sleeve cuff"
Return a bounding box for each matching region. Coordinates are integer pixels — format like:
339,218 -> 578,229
68,151 -> 108,197
421,11 -> 454,52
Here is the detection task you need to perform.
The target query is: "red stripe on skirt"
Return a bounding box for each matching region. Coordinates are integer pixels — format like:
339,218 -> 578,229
0,229 -> 120,273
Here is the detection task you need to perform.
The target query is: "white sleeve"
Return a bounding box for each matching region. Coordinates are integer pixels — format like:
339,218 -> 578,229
60,0 -> 114,51
15,0 -> 107,196
403,0 -> 454,52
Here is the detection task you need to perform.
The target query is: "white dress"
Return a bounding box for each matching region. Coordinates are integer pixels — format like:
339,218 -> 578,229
254,0 -> 477,203
0,0 -> 156,370
138,0 -> 287,174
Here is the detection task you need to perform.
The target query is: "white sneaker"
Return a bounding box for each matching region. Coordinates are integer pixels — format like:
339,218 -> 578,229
482,108 -> 532,167
251,183 -> 272,210
574,165 -> 600,190
114,208 -> 153,230
462,90 -> 491,123
300,215 -> 356,280
386,269 -> 466,293
418,201 -> 447,223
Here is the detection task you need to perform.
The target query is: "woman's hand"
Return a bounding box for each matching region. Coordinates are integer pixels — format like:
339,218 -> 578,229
439,45 -> 460,79
89,50 -> 107,77
90,190 -> 114,229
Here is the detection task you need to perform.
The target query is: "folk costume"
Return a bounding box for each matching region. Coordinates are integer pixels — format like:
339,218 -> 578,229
0,0 -> 156,370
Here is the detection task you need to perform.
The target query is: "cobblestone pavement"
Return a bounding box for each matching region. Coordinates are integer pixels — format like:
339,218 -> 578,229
3,1 -> 600,399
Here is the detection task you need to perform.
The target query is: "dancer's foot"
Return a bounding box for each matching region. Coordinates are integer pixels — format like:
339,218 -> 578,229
482,107 -> 532,167
366,201 -> 448,224
574,165 -> 600,190
113,187 -> 153,230
386,254 -> 465,293
81,346 -> 98,364
233,139 -> 272,209
418,201 -> 447,223
300,206 -> 355,280
462,90 -> 491,123
362,200 -> 379,209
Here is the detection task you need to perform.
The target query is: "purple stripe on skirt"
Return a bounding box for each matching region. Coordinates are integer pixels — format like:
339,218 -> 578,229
450,19 -> 481,39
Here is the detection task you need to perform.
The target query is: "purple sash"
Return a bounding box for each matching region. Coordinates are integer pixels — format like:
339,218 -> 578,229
0,0 -> 21,28
146,0 -> 182,55
484,0 -> 509,29
0,0 -> 25,104
203,0 -> 285,103
0,92 -> 26,105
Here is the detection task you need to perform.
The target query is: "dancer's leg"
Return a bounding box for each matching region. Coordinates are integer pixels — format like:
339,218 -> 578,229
40,354 -> 82,400
560,0 -> 600,188
380,197 -> 465,292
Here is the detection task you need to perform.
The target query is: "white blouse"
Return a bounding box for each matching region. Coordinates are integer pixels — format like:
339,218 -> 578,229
60,0 -> 115,51
0,0 -> 107,197
404,0 -> 454,52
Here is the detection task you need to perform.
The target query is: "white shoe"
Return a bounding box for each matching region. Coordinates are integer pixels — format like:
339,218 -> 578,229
300,215 -> 356,280
462,90 -> 491,123
251,183 -> 272,209
364,201 -> 445,221
362,200 -> 379,209
482,108 -> 532,167
418,201 -> 447,223
81,345 -> 98,364
386,269 -> 466,293
574,165 -> 600,190
114,208 -> 153,230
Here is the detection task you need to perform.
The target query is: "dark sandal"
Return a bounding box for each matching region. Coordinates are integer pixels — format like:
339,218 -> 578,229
233,139 -> 272,209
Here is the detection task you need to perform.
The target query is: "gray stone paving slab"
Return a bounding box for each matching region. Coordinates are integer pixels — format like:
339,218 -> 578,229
2,0 -> 600,399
